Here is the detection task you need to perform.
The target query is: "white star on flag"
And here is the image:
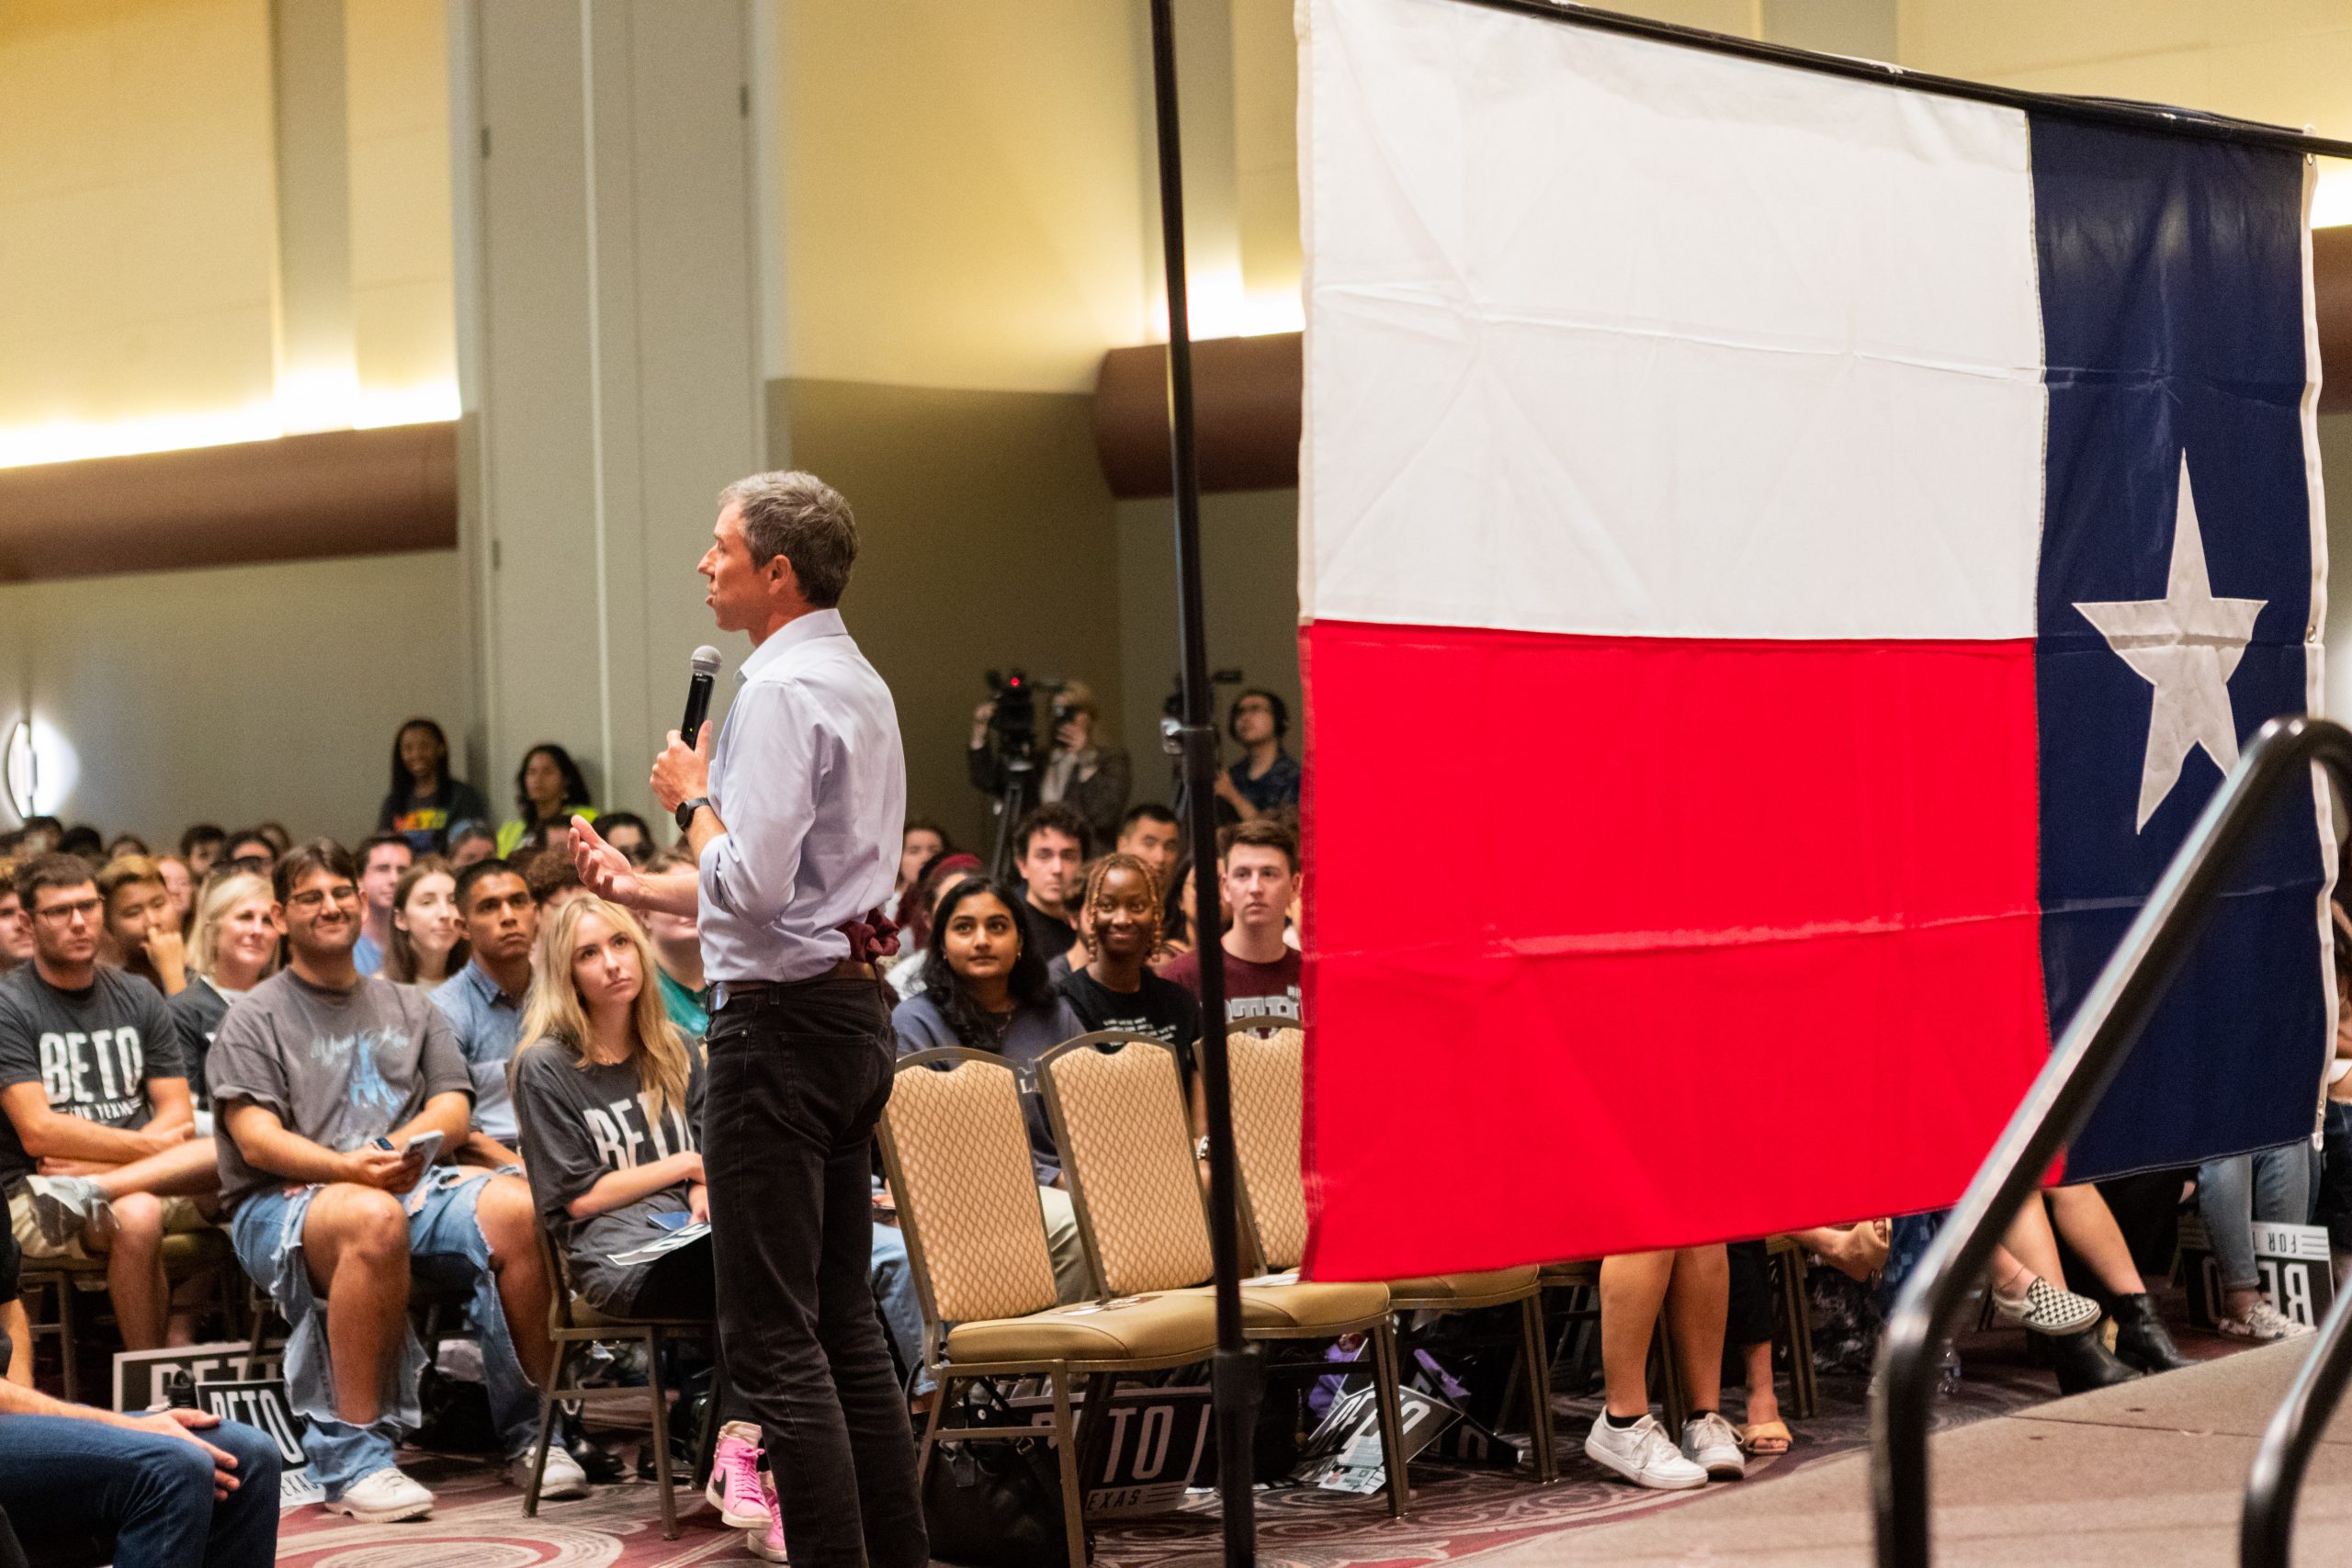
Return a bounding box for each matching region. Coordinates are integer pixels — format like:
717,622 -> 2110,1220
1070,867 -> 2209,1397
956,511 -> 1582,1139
2074,453 -> 2267,831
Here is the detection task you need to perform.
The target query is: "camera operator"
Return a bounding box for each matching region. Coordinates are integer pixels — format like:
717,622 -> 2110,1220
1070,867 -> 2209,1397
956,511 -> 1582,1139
1211,687 -> 1301,825
968,678 -> 1130,848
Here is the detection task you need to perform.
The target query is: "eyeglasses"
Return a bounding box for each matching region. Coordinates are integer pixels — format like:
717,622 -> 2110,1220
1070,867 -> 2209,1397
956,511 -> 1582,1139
32,897 -> 102,925
286,886 -> 362,910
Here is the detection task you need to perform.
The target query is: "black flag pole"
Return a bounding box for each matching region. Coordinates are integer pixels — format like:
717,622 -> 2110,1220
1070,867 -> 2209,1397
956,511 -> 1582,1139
1146,2 -> 1260,1563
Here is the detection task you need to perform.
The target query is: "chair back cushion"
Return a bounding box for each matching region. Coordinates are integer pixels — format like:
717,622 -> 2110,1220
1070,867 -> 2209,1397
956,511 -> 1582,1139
1044,1037 -> 1213,1295
1227,1025 -> 1308,1270
885,1055 -> 1061,1324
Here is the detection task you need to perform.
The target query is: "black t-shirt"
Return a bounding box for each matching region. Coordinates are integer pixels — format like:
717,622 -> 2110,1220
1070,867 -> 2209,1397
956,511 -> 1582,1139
1058,966 -> 1203,1084
0,964 -> 187,1187
165,978 -> 239,1110
513,1042 -> 706,1314
1023,898 -> 1079,965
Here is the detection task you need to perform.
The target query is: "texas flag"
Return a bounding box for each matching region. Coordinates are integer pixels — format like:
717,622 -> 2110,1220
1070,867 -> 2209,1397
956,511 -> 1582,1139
1297,0 -> 2335,1278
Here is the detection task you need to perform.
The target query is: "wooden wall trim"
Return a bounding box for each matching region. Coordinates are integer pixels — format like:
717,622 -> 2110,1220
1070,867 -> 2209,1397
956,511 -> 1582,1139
0,422 -> 458,584
1094,233 -> 2352,497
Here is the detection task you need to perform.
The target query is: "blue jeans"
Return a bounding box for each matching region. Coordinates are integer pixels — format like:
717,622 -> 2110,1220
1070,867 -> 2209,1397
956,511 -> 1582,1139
2198,1142 -> 2316,1292
0,1415 -> 279,1568
868,1222 -> 931,1395
230,1168 -> 539,1497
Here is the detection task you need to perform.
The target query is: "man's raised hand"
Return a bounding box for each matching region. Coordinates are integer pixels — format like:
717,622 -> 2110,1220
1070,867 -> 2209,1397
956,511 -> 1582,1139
571,817 -> 643,907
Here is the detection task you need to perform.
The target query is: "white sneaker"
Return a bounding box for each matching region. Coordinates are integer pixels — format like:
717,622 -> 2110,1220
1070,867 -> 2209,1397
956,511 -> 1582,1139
2218,1300 -> 2315,1342
1679,1411 -> 1747,1480
1584,1412 -> 1706,1490
327,1466 -> 435,1522
509,1443 -> 591,1500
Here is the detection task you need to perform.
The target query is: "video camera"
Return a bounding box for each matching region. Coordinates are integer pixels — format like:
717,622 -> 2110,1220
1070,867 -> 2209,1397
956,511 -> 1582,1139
985,669 -> 1070,764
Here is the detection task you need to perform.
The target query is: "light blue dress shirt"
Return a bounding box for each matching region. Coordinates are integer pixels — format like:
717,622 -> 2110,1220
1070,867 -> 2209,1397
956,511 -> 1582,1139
697,607 -> 907,985
429,959 -> 525,1142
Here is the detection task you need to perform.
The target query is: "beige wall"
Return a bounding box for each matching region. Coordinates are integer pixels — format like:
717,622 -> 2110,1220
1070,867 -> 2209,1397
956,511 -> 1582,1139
772,0 -> 1153,394
0,549 -> 473,846
0,0 -> 278,448
346,0 -> 456,412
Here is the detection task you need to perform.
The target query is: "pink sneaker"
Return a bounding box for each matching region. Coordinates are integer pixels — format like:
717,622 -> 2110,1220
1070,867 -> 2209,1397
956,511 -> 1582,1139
703,1421 -> 771,1529
745,1472 -> 787,1562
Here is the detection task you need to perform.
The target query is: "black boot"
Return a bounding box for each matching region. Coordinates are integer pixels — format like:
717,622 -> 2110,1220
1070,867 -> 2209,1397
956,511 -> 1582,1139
2042,1326 -> 2142,1395
2109,1292 -> 2193,1374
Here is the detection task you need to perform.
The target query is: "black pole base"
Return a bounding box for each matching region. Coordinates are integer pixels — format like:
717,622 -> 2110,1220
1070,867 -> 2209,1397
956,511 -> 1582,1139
1212,1343 -> 1263,1565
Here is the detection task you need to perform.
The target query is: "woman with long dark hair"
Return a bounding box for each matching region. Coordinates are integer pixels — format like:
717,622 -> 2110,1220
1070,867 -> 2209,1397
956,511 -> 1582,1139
889,876 -> 1087,1302
377,718 -> 491,853
497,743 -> 597,858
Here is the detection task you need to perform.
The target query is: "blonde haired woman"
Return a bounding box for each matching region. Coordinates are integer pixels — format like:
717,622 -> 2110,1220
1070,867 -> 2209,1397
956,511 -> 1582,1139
168,869 -> 280,1112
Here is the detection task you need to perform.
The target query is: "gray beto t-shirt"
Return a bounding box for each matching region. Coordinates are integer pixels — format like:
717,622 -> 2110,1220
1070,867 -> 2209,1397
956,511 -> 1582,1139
512,1043 -> 706,1314
0,964 -> 187,1188
205,969 -> 472,1213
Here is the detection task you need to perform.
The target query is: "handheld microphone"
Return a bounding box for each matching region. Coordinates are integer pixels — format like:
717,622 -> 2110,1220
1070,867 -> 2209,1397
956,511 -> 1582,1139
682,645 -> 722,745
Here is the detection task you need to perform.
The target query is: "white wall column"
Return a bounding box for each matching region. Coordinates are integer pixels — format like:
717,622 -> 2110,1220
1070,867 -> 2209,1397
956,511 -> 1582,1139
449,0 -> 764,824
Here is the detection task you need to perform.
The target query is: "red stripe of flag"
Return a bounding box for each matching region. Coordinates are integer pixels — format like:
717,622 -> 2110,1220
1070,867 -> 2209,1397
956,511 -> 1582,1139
1299,620 -> 2053,1276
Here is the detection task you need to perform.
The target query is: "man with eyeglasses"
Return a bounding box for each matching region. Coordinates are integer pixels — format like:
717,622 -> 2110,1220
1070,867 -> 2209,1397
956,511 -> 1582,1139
205,840 -> 576,1520
0,853 -> 218,1352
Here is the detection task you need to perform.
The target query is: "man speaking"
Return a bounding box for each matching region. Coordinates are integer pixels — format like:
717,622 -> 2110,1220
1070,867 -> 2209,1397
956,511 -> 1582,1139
572,471 -> 924,1568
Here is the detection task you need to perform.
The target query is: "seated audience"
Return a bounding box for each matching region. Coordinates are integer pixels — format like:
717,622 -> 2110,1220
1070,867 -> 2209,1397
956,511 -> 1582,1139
351,834 -> 413,977
156,854 -> 195,932
379,718 -> 491,854
523,846 -> 589,913
180,823 -> 226,882
1726,1223 -> 1888,1452
431,860 -> 537,1168
969,680 -> 1131,848
0,1224 -> 280,1568
1009,804 -> 1088,966
169,870 -> 280,1110
447,822 -> 498,868
2319,911 -> 2352,1280
384,860 -> 467,987
221,830 -> 277,879
0,875 -> 27,976
498,744 -> 598,859
891,876 -> 1089,1303
1115,803 -> 1182,890
639,850 -> 712,1037
2041,1183 -> 2189,1371
1589,1247 -> 1740,1490
2,855 -> 219,1351
1982,1198 -> 2143,1390
1213,689 -> 1302,824
98,855 -> 188,998
2196,1142 -> 2316,1341
891,819 -> 951,923
208,840 -> 575,1519
254,823 -> 292,856
597,811 -> 654,865
1159,819 -> 1302,1025
888,852 -> 982,1002
107,833 -> 151,860
1059,852 -> 1202,1122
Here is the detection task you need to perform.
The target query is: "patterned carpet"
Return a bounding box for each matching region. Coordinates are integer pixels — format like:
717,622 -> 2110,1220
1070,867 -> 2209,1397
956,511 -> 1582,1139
267,1323 -> 2190,1567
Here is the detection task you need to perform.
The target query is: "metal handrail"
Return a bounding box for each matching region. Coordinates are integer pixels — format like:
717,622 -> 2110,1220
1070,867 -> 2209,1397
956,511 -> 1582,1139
1871,715 -> 2352,1568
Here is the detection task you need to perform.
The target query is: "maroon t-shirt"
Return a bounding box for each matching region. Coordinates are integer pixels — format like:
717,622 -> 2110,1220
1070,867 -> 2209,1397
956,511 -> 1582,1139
1156,944 -> 1302,1026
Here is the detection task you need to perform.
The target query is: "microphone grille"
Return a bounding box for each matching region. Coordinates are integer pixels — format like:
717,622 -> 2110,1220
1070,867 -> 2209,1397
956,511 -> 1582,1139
690,645 -> 723,676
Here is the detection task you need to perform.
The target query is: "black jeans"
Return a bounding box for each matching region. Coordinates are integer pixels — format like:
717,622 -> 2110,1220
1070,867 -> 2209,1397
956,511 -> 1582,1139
705,978 -> 926,1568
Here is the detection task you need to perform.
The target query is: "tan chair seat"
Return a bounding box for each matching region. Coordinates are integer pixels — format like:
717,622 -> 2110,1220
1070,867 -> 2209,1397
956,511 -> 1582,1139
1385,1266 -> 1541,1305
946,1292 -> 1218,1364
1213,1278 -> 1389,1331
563,1292 -> 711,1331
1539,1259 -> 1601,1286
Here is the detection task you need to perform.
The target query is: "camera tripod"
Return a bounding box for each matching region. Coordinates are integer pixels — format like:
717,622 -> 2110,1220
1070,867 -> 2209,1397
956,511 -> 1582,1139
986,754 -> 1038,882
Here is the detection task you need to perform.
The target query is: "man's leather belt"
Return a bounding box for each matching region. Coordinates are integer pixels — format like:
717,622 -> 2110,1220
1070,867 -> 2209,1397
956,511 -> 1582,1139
718,959 -> 879,1001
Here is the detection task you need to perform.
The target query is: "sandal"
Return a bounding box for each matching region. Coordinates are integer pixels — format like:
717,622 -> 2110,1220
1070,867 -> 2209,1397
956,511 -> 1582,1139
1741,1419 -> 1792,1455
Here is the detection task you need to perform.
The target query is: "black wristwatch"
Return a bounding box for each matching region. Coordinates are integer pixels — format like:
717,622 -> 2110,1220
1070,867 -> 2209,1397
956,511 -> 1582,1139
675,797 -> 710,832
